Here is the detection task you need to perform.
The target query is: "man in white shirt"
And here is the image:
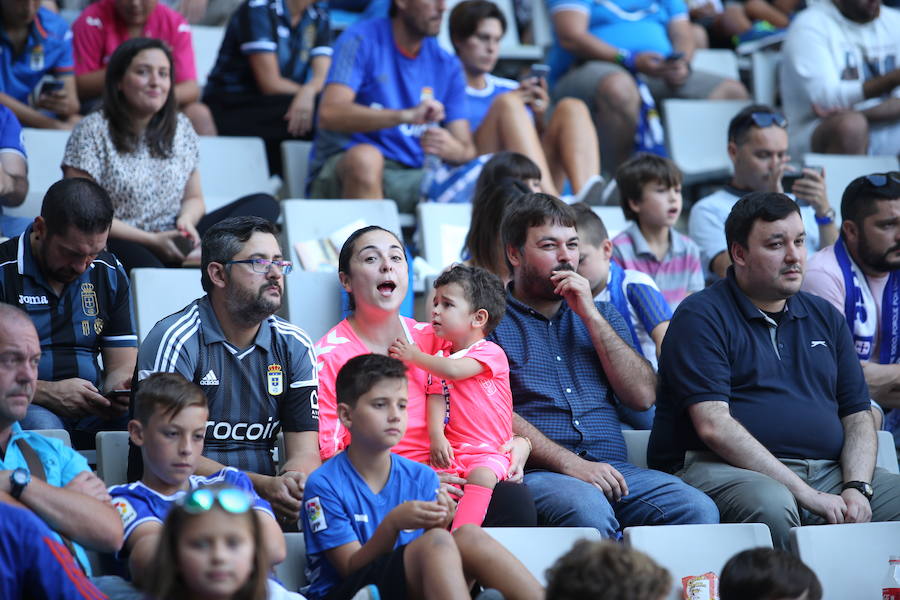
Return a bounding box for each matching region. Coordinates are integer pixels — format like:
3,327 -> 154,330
780,0 -> 900,156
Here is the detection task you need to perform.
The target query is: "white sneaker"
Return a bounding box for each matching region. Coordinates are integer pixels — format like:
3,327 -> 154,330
350,584 -> 380,600
572,175 -> 607,206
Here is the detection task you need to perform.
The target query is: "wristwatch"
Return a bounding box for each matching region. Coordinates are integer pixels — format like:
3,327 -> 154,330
9,467 -> 30,500
815,208 -> 836,225
841,480 -> 874,501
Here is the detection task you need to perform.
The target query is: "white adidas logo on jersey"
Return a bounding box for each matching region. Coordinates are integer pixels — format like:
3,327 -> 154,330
200,370 -> 220,386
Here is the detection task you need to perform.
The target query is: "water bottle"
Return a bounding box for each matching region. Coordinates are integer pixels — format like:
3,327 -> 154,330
884,556 -> 900,600
419,86 -> 441,200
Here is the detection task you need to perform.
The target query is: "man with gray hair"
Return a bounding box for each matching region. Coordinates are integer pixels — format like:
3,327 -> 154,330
135,216 -> 320,523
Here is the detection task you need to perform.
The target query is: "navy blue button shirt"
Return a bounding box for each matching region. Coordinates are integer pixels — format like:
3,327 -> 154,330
488,287 -> 637,463
649,269 -> 869,473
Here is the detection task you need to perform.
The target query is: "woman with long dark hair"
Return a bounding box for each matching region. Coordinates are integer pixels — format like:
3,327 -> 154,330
62,38 -> 279,271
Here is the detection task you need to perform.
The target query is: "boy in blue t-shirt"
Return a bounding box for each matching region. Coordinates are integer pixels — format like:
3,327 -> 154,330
301,354 -> 542,600
107,372 -> 286,585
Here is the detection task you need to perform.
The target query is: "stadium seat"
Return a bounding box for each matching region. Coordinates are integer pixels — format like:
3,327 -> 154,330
130,268 -> 205,342
751,50 -> 781,106
281,140 -> 314,198
622,429 -> 650,469
624,523 -> 773,600
877,430 -> 899,474
803,153 -> 900,223
592,205 -> 628,238
790,522 -> 900,600
438,0 -> 543,60
275,532 -> 307,592
691,49 -> 740,81
198,136 -> 280,200
33,429 -> 72,447
282,199 -> 403,339
7,128 -> 70,220
483,527 -> 603,586
96,430 -> 130,486
663,99 -> 751,186
416,202 -> 471,271
191,25 -> 226,87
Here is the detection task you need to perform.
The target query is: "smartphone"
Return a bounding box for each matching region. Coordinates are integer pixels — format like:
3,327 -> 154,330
40,80 -> 64,95
529,63 -> 550,81
782,171 -> 804,196
665,52 -> 685,62
173,233 -> 194,255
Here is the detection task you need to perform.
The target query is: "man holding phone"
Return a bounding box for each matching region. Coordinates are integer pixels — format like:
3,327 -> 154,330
0,0 -> 80,130
689,104 -> 838,283
0,178 -> 137,447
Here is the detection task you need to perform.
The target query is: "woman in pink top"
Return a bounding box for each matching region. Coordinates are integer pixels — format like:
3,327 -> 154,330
315,225 -> 537,526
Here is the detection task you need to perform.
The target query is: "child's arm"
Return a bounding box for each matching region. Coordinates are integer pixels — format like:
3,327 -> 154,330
427,392 -> 454,468
323,500 -> 450,578
389,337 -> 485,380
127,522 -> 163,587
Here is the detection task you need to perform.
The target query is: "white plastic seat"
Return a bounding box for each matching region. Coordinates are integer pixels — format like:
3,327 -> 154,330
416,203 -> 472,271
592,205 -> 629,239
624,523 -> 773,600
691,49 -> 740,81
663,99 -> 751,185
33,429 -> 72,447
130,268 -> 205,342
803,153 -> 900,223
197,136 -> 277,199
96,430 -> 130,486
281,140 -> 314,198
622,429 -> 650,469
751,50 -> 781,106
790,522 -> 900,600
191,25 -> 226,87
7,128 -> 71,220
275,532 -> 307,592
877,429 -> 899,474
483,527 -> 603,586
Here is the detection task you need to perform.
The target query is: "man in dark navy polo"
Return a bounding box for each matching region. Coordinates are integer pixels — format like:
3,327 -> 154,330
0,178 -> 137,442
650,191 -> 900,549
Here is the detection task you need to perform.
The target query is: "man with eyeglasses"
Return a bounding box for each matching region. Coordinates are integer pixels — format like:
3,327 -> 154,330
803,173 -> 900,443
689,104 -> 838,284
0,178 -> 137,445
781,0 -> 900,156
135,216 -> 320,524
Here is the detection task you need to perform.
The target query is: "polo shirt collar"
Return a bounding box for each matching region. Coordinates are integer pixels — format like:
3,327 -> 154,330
505,283 -> 567,322
0,13 -> 49,52
623,222 -> 687,258
724,267 -> 808,322
196,295 -> 274,352
18,224 -> 57,295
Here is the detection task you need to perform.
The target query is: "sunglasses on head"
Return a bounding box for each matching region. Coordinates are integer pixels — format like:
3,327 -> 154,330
749,111 -> 787,129
180,487 -> 253,515
864,172 -> 900,187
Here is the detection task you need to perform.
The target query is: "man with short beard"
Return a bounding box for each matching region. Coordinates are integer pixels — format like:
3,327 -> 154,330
780,0 -> 900,156
488,192 -> 719,537
0,178 -> 137,442
135,216 -> 320,523
650,191 -> 900,549
803,173 -> 900,448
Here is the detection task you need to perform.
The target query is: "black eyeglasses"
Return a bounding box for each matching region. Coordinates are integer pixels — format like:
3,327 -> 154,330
180,487 -> 253,514
864,172 -> 900,187
225,258 -> 293,275
750,111 -> 787,129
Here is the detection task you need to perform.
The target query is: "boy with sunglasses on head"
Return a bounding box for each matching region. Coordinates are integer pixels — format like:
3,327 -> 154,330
108,372 -> 286,586
689,104 -> 838,283
301,354 -> 543,600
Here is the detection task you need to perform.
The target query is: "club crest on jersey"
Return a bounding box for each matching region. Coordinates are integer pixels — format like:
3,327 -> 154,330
81,283 -> 98,316
267,364 -> 284,395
